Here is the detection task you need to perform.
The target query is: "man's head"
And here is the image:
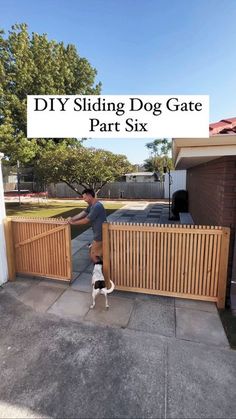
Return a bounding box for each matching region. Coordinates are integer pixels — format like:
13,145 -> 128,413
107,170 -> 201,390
82,188 -> 95,204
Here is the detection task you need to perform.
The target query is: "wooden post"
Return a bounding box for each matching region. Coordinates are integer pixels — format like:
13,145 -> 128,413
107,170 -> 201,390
217,227 -> 230,309
4,217 -> 16,281
103,222 -> 111,289
65,223 -> 72,281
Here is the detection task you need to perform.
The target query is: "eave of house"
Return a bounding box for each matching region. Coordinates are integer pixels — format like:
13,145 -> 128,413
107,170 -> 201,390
172,135 -> 236,169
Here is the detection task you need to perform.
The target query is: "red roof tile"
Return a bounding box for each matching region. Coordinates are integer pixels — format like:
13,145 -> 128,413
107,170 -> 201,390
209,118 -> 236,135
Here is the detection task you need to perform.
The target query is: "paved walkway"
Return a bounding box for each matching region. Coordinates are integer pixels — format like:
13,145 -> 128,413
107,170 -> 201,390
1,201 -> 236,418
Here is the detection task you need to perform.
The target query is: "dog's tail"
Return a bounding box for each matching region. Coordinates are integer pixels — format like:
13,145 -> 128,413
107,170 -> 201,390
106,280 -> 115,294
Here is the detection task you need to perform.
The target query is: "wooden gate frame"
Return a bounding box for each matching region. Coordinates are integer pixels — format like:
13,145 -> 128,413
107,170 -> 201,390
102,222 -> 230,309
4,217 -> 72,282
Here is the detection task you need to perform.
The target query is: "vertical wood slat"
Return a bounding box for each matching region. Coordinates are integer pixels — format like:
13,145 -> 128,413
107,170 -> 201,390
206,234 -> 213,296
133,230 -> 136,289
177,231 -> 182,293
210,234 -> 218,296
170,231 -> 175,292
154,225 -> 157,288
199,232 -> 205,295
181,232 -> 186,294
140,229 -> 143,288
110,229 -> 114,284
142,228 -> 146,289
173,227 -> 178,293
202,233 -> 209,296
187,233 -> 193,294
214,235 -> 221,297
160,231 -> 164,290
147,230 -> 150,290
191,231 -> 197,295
122,228 -> 126,287
126,227 -> 130,288
115,227 -> 118,284
195,231 -> 201,295
65,223 -> 72,278
103,222 -> 230,308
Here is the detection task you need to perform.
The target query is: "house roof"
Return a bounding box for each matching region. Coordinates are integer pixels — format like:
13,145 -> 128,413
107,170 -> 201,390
173,118 -> 236,169
209,118 -> 236,135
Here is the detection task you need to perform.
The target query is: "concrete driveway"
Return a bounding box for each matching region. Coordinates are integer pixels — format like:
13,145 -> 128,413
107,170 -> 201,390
1,202 -> 236,418
1,276 -> 236,419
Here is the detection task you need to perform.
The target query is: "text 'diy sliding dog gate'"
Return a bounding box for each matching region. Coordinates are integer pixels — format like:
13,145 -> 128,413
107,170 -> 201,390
4,217 -> 72,281
102,222 -> 230,308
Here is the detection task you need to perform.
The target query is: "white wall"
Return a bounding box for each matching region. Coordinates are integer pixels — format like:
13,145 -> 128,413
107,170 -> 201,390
164,170 -> 186,199
0,154 -> 8,285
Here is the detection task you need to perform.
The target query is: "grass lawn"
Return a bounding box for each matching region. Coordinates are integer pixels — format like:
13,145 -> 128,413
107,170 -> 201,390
5,201 -> 123,239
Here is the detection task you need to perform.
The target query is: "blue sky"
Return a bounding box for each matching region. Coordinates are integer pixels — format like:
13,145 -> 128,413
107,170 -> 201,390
1,0 -> 236,163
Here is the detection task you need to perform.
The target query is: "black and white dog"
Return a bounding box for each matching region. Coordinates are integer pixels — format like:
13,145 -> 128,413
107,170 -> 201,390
90,261 -> 115,309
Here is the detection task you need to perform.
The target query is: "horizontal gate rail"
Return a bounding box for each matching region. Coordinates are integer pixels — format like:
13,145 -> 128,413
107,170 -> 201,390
15,225 -> 67,248
103,222 -> 230,308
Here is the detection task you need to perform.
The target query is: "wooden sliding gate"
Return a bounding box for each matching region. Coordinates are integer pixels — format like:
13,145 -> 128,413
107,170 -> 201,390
103,222 -> 230,308
5,217 -> 72,282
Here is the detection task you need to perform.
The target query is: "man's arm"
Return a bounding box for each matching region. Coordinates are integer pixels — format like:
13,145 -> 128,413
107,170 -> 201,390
70,204 -> 100,226
70,210 -> 88,221
68,216 -> 90,226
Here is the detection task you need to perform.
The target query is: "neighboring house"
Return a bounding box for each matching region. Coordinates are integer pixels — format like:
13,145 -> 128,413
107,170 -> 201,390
172,117 -> 236,310
3,166 -> 35,192
2,166 -> 17,191
125,172 -> 160,182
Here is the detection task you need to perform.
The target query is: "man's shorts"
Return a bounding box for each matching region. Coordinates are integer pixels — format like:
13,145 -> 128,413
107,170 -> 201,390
90,240 -> 103,259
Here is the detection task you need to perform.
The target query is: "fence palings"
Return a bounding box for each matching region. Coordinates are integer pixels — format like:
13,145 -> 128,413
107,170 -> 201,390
4,217 -> 72,281
102,222 -> 230,308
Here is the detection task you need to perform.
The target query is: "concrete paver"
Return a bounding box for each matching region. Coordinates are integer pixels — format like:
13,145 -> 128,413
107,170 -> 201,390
84,263 -> 94,273
175,297 -> 218,313
3,278 -> 39,298
133,292 -> 174,306
176,307 -> 229,347
37,279 -> 68,289
72,248 -> 91,272
17,283 -> 65,313
47,289 -> 91,319
72,271 -> 81,281
167,339 -> 236,418
128,299 -> 175,337
0,292 -> 167,419
85,295 -> 134,328
71,272 -> 91,293
71,239 -> 89,255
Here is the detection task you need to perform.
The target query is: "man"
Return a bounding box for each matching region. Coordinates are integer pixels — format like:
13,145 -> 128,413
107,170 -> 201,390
68,188 -> 107,263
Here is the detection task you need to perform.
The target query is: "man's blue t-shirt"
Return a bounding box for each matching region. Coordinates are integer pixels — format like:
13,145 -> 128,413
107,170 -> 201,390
85,201 -> 107,241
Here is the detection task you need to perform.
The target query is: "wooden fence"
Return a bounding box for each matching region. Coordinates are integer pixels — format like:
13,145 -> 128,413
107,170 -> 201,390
4,217 -> 72,281
102,222 -> 230,308
48,181 -> 165,199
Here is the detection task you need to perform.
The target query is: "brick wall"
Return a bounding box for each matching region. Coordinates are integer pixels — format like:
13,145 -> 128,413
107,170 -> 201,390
186,156 -> 236,297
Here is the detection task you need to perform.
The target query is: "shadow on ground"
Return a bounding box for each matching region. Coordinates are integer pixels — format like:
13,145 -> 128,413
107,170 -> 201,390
219,309 -> 236,349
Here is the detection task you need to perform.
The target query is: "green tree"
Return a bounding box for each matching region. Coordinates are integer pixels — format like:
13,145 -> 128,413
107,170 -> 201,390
34,145 -> 133,195
145,138 -> 172,157
144,138 -> 173,175
0,23 -> 101,164
143,155 -> 174,173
